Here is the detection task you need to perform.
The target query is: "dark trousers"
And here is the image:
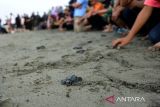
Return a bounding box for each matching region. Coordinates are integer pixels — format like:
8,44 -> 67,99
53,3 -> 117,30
63,23 -> 73,30
149,22 -> 160,44
121,8 -> 160,37
0,27 -> 7,33
88,15 -> 107,30
120,8 -> 141,29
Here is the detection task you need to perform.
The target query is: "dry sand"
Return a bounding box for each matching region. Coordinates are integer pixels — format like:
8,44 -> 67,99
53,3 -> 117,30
0,30 -> 160,107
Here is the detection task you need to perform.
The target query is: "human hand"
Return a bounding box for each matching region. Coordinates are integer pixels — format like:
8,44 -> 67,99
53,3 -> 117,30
92,11 -> 98,16
86,13 -> 92,18
112,37 -> 132,48
112,10 -> 120,21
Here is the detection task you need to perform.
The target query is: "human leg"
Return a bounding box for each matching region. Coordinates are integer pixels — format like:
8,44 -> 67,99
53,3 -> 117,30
148,22 -> 160,44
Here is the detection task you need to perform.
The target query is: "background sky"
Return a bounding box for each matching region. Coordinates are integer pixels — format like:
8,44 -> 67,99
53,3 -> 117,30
0,0 -> 70,24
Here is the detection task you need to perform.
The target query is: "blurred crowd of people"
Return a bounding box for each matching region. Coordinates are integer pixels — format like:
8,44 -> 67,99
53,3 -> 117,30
0,12 -> 48,33
0,0 -> 160,50
0,6 -> 63,33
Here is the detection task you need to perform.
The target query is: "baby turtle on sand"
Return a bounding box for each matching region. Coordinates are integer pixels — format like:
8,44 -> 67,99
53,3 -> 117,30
101,34 -> 107,37
61,75 -> 82,86
76,49 -> 86,54
36,45 -> 46,50
87,40 -> 92,44
73,46 -> 83,50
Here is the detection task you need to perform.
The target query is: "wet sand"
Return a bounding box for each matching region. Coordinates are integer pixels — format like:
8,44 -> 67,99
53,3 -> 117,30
0,30 -> 160,107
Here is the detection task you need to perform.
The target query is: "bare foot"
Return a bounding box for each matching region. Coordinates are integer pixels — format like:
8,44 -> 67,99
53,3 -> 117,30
103,27 -> 113,33
103,25 -> 109,29
83,25 -> 92,31
148,42 -> 160,51
54,22 -> 60,26
103,24 -> 114,33
59,28 -> 65,32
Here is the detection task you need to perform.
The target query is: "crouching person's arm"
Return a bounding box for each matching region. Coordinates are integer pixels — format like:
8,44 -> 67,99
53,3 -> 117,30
112,6 -> 124,21
93,9 -> 108,15
112,5 -> 153,47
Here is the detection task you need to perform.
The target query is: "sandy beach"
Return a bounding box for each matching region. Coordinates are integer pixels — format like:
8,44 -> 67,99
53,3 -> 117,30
0,30 -> 160,107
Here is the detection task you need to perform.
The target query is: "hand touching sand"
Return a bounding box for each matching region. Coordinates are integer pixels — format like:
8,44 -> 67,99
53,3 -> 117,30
112,5 -> 153,48
112,37 -> 132,48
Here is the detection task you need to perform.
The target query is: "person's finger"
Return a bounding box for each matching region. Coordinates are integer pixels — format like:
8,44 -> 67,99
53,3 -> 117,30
154,43 -> 160,48
118,42 -> 125,47
112,15 -> 116,21
153,43 -> 160,51
112,39 -> 121,48
112,40 -> 117,46
111,16 -> 114,21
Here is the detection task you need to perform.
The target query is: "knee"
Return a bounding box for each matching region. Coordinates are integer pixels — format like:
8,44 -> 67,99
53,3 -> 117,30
148,23 -> 160,43
149,30 -> 160,44
122,8 -> 132,19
